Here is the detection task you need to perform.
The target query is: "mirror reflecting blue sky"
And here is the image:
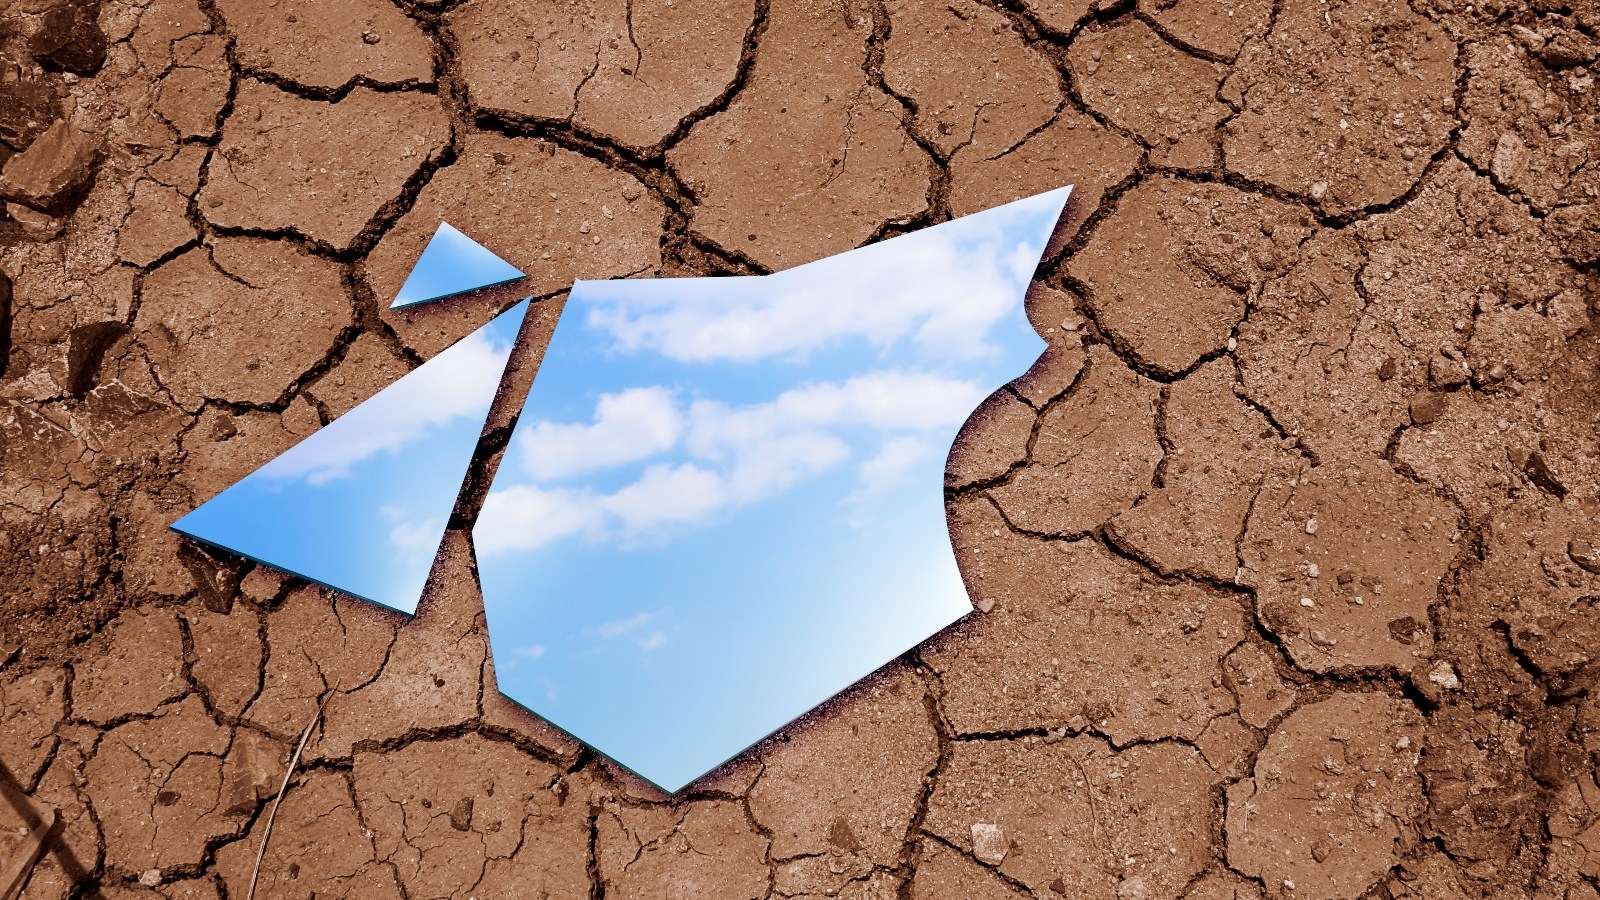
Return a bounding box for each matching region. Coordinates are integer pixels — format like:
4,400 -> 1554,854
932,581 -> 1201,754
475,188 -> 1071,792
173,301 -> 529,615
391,222 -> 525,309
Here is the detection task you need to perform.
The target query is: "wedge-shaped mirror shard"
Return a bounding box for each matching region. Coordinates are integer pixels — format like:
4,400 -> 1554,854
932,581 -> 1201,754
174,300 -> 530,615
391,222 -> 525,309
476,187 -> 1072,793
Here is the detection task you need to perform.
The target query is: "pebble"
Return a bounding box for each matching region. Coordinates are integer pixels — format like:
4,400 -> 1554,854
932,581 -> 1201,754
971,823 -> 1009,865
1428,661 -> 1461,691
1409,392 -> 1448,425
1305,519 -> 1319,535
1571,538 -> 1600,575
362,30 -> 381,44
1300,597 -> 1315,608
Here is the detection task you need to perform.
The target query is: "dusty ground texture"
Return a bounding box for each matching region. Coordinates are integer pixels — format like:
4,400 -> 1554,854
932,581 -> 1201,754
0,0 -> 1597,897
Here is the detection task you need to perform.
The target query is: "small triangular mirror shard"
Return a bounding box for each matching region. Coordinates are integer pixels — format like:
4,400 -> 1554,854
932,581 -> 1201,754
173,301 -> 530,615
390,222 -> 525,309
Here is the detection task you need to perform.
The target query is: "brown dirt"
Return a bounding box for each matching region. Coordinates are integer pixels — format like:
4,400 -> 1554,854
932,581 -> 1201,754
1,0 -> 1598,897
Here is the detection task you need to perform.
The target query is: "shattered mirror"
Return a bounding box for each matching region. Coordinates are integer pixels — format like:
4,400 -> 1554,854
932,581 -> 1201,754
476,188 -> 1071,792
173,301 -> 529,615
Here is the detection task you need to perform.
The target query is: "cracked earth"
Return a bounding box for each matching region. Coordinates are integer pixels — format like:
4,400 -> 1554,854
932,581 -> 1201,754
0,0 -> 1597,897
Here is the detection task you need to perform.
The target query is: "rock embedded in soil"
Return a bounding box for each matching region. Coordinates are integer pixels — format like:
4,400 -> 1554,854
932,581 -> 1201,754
0,71 -> 61,152
31,0 -> 108,76
910,841 -> 1021,899
970,823 -> 1009,865
0,119 -> 98,211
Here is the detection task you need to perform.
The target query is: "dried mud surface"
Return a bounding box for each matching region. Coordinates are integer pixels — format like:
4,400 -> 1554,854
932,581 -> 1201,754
0,0 -> 1598,897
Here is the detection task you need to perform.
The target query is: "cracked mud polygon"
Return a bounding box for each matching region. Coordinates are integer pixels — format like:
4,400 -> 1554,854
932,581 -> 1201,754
0,0 -> 1597,897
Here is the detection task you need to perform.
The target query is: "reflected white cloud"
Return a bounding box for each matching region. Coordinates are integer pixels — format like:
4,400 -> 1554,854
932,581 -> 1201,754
685,371 -> 984,460
258,328 -> 513,485
517,386 -> 682,481
588,610 -> 660,639
480,368 -> 980,554
476,484 -> 603,555
583,203 -> 1049,363
856,437 -> 936,495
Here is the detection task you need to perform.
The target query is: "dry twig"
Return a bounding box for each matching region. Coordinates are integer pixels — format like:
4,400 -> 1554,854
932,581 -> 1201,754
246,686 -> 338,900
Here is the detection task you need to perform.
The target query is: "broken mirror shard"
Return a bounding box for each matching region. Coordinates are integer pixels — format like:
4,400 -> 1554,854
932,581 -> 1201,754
475,186 -> 1073,793
173,300 -> 530,615
390,221 -> 525,309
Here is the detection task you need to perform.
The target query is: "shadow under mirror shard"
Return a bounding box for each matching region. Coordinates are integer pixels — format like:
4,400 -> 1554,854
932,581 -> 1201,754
173,300 -> 530,615
391,221 -> 525,309
475,187 -> 1073,793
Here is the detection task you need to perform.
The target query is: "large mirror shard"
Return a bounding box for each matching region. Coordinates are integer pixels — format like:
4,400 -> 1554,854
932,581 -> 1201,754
390,222 -> 525,309
174,300 -> 529,615
475,187 -> 1072,792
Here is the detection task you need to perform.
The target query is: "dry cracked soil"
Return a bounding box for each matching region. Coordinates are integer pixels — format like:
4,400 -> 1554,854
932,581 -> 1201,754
0,0 -> 1598,897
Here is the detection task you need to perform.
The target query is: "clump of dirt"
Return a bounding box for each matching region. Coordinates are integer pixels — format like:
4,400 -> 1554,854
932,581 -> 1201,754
1,0 -> 1599,896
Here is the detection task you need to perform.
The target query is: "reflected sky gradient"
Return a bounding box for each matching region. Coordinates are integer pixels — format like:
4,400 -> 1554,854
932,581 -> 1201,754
391,222 -> 525,309
475,188 -> 1071,792
173,301 -> 529,615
